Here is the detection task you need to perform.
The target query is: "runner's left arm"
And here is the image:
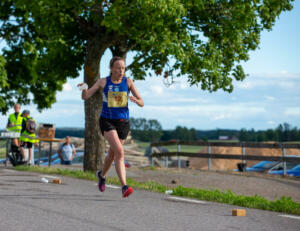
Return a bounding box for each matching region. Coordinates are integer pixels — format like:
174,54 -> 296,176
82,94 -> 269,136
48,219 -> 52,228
128,78 -> 144,107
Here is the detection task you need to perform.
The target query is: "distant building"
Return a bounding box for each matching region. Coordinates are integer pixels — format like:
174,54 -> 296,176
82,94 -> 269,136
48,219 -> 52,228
231,136 -> 238,141
218,136 -> 229,140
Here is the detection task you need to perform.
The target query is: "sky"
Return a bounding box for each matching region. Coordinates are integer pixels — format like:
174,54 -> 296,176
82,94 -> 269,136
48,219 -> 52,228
1,2 -> 300,131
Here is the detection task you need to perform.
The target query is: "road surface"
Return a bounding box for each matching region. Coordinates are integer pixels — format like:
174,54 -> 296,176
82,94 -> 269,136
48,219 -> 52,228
0,168 -> 299,231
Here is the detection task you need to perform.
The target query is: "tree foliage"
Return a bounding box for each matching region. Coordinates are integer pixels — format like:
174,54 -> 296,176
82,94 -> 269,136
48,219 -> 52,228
0,0 -> 295,112
0,55 -> 8,108
0,0 -> 295,171
130,117 -> 163,142
161,126 -> 198,141
0,0 -> 85,112
239,123 -> 300,142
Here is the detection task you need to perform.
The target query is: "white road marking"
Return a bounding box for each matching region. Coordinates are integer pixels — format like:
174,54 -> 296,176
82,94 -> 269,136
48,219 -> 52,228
40,175 -> 61,179
93,183 -> 121,189
107,184 -> 121,189
167,196 -> 206,204
279,215 -> 300,220
2,169 -> 16,173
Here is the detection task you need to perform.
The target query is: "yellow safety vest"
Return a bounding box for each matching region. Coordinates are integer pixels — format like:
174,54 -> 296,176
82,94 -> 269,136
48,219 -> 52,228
19,116 -> 39,143
8,113 -> 23,133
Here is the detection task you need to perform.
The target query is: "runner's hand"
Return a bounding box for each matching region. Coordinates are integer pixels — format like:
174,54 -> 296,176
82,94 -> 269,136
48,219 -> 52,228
77,83 -> 88,90
129,96 -> 138,104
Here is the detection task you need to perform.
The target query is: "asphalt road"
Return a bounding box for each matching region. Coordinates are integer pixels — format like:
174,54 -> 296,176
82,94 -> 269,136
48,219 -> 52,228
0,168 -> 299,231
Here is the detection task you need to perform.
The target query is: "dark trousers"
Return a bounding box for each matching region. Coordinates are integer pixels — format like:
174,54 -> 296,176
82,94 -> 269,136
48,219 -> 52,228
61,160 -> 72,165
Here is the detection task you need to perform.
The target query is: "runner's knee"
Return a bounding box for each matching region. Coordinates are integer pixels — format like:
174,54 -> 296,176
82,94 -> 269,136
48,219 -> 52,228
114,150 -> 125,161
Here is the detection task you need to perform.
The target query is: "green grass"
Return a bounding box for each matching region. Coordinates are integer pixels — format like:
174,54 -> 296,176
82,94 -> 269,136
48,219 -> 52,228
14,166 -> 300,215
0,140 -> 6,158
207,139 -> 239,142
163,145 -> 203,153
14,166 -> 168,193
173,186 -> 300,215
135,140 -> 150,153
0,148 -> 6,159
283,141 -> 300,144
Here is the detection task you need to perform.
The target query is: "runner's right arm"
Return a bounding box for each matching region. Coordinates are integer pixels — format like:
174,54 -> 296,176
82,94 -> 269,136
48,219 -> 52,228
79,78 -> 106,100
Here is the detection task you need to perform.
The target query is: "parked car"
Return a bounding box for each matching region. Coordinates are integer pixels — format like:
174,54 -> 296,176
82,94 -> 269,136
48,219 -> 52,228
268,156 -> 300,176
268,160 -> 299,172
39,153 -> 60,166
35,153 -> 59,165
234,161 -> 279,172
268,164 -> 300,177
72,152 -> 84,164
284,165 -> 300,177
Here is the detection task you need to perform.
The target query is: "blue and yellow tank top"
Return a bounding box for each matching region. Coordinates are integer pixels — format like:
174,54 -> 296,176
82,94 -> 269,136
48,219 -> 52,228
101,76 -> 129,119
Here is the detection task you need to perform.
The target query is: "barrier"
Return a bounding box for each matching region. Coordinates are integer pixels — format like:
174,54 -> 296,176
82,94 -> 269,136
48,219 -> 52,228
150,141 -> 300,175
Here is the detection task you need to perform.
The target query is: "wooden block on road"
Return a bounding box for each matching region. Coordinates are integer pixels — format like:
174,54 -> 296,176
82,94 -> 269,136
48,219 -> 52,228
52,178 -> 62,184
232,209 -> 246,216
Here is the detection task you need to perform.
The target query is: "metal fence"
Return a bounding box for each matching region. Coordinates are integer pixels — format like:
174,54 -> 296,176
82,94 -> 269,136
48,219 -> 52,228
150,141 -> 300,174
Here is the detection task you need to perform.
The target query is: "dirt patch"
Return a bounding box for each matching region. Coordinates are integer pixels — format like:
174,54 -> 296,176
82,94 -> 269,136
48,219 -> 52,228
189,147 -> 300,170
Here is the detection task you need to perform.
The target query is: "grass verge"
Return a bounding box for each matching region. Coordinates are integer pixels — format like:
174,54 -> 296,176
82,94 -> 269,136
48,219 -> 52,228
14,166 -> 300,215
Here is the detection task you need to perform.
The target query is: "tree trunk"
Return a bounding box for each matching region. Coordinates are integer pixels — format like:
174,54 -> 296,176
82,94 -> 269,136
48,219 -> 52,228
83,38 -> 107,172
110,41 -> 129,59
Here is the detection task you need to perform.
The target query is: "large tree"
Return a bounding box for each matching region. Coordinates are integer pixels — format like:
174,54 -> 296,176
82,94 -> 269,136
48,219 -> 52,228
0,0 -> 294,171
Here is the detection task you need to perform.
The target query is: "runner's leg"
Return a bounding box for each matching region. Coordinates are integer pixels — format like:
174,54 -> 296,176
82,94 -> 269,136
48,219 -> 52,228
101,146 -> 115,177
104,130 -> 126,186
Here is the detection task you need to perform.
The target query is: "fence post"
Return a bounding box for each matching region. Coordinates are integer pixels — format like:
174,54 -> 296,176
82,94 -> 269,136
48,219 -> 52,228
48,141 -> 52,167
5,138 -> 10,167
282,147 -> 287,176
38,142 -> 41,166
208,145 -> 211,170
165,155 -> 168,168
242,144 -> 246,164
151,147 -> 154,166
177,144 -> 181,168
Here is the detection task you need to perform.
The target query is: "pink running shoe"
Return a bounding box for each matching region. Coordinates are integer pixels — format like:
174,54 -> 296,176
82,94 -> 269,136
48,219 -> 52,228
96,171 -> 106,192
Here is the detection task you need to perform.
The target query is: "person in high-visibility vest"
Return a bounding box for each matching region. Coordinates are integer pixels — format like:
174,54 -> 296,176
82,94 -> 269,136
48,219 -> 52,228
19,110 -> 39,164
6,104 -> 22,146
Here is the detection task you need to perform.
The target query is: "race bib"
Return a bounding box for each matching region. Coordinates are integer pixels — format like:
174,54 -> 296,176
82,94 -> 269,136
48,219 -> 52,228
108,92 -> 127,107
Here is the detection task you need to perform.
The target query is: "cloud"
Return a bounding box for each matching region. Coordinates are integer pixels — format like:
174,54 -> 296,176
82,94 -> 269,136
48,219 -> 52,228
211,113 -> 233,121
238,81 -> 255,89
0,102 -> 85,128
264,96 -> 275,100
172,98 -> 199,103
284,107 -> 300,116
263,71 -> 300,79
63,83 -> 73,92
179,81 -> 189,89
142,104 -> 265,120
236,71 -> 300,90
150,85 -> 164,95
